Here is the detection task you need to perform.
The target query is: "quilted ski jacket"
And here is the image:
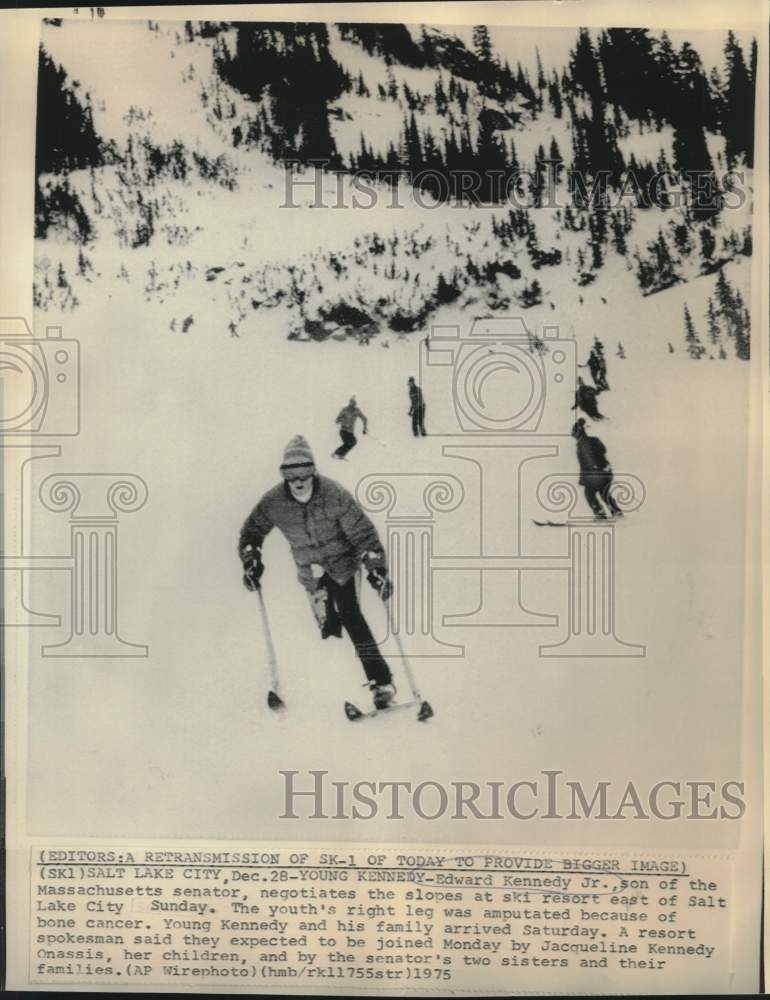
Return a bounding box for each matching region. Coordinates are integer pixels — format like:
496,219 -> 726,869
239,475 -> 384,592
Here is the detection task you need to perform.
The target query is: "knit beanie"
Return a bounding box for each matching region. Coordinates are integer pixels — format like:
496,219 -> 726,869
280,435 -> 316,472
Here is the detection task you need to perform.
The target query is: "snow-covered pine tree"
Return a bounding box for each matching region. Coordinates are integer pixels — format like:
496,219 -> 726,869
683,303 -> 706,358
706,297 -> 721,345
723,31 -> 754,167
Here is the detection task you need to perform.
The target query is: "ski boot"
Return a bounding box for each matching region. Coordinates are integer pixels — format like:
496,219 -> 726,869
372,682 -> 396,711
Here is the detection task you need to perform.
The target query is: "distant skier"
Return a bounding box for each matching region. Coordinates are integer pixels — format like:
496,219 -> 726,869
333,396 -> 368,459
572,419 -> 622,519
588,342 -> 609,391
407,376 -> 427,437
239,435 -> 396,710
572,377 -> 605,420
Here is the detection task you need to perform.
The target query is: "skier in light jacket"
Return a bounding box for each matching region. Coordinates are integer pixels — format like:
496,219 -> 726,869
239,435 -> 396,709
332,396 -> 368,459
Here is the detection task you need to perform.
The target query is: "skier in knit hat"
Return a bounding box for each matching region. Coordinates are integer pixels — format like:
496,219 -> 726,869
239,435 -> 396,710
332,396 -> 368,459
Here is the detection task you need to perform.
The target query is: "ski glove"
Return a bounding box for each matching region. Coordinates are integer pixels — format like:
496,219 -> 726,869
367,567 -> 393,601
242,548 -> 264,591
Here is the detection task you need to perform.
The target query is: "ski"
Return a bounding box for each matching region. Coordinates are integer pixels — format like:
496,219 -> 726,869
533,517 -> 625,527
344,699 -> 434,722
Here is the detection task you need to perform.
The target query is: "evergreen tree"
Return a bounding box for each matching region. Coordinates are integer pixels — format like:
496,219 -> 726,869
548,71 -> 563,118
609,210 -> 627,254
472,25 -> 496,95
714,269 -> 750,359
672,127 -> 719,220
598,28 -> 656,125
418,127 -> 445,198
434,74 -> 448,115
569,28 -> 604,110
472,25 -> 493,63
456,83 -> 469,115
684,304 -> 706,358
549,136 -> 564,183
216,24 -> 348,166
588,207 -> 608,268
531,144 -> 547,208
508,136 -> 519,175
386,64 -> 399,100
338,23 -> 426,67
476,114 -> 507,201
673,41 -> 716,130
36,45 -> 104,175
519,279 -> 542,307
651,230 -> 679,288
436,272 -> 461,304
699,226 -> 717,271
723,31 -> 754,167
651,32 -> 677,125
403,112 -> 423,170
714,267 -> 734,315
706,297 -> 721,345
732,295 -> 750,359
355,71 -> 369,98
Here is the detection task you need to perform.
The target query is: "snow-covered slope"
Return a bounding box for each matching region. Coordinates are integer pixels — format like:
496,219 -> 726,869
35,19 -> 753,356
26,18 -> 755,843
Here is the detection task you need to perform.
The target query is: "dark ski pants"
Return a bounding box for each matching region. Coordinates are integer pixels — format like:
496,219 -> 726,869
411,406 -> 427,437
582,473 -> 622,518
334,430 -> 357,457
324,575 -> 392,686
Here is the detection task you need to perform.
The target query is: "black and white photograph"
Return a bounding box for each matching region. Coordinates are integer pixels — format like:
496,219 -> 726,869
3,1 -> 765,994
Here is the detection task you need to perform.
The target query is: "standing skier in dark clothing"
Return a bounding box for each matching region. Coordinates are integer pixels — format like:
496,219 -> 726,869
332,396 -> 368,459
572,377 -> 606,420
407,376 -> 427,437
239,435 -> 396,710
572,418 -> 623,519
588,340 -> 609,390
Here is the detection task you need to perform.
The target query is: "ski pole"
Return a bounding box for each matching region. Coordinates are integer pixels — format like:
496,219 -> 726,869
386,601 -> 421,700
354,570 -> 433,720
385,592 -> 433,722
255,587 -> 284,710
